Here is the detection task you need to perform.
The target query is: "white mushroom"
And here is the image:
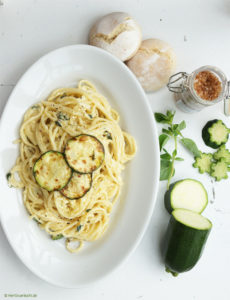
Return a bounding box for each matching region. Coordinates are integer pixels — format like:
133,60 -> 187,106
126,39 -> 177,92
89,12 -> 142,62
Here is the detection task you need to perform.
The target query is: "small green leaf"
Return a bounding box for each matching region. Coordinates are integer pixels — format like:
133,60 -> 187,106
162,128 -> 173,136
172,149 -> 177,157
159,134 -> 170,151
51,234 -> 63,240
86,209 -> 91,212
55,120 -> 62,127
160,159 -> 173,181
57,111 -> 69,120
160,153 -> 171,160
77,225 -> 82,232
33,217 -> 41,224
172,124 -> 179,131
103,130 -> 112,140
175,157 -> 184,161
166,110 -> 175,123
163,148 -> 170,154
181,138 -> 201,157
178,120 -> 186,131
154,112 -> 170,124
6,172 -> 11,180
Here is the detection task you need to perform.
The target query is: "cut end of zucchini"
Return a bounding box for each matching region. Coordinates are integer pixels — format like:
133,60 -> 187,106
172,209 -> 212,230
65,134 -> 105,173
210,158 -> 228,181
60,172 -> 92,199
33,151 -> 72,192
213,145 -> 230,164
165,179 -> 208,214
202,119 -> 229,149
193,153 -> 212,174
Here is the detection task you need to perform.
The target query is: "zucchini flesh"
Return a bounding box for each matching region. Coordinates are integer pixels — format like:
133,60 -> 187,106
33,151 -> 72,192
164,209 -> 212,275
164,179 -> 208,214
193,152 -> 212,174
213,145 -> 230,164
65,134 -> 105,173
60,172 -> 92,199
210,158 -> 228,181
202,119 -> 229,149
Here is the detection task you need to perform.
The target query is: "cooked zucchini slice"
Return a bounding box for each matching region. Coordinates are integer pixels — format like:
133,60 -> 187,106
193,152 -> 213,174
213,145 -> 230,164
60,172 -> 92,199
164,179 -> 208,214
33,151 -> 72,192
202,119 -> 229,149
65,134 -> 105,173
210,158 -> 228,181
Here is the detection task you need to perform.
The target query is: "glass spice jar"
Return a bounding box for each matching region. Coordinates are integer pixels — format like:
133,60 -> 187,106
167,65 -> 230,114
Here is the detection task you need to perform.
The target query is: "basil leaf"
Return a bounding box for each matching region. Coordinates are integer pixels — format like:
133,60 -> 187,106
77,225 -> 82,232
166,110 -> 175,123
181,138 -> 201,157
55,120 -> 62,127
159,134 -> 170,151
154,112 -> 170,124
162,128 -> 173,136
178,120 -> 186,131
172,149 -> 177,157
175,157 -> 184,161
6,172 -> 11,180
160,153 -> 171,160
51,234 -> 63,240
160,159 -> 173,180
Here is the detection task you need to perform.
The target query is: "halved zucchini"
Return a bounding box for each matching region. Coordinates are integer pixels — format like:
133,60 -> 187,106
33,151 -> 72,192
60,172 -> 92,199
164,209 -> 212,276
65,134 -> 105,173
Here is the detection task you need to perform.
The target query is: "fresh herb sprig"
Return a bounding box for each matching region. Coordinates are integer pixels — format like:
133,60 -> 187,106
155,110 -> 200,189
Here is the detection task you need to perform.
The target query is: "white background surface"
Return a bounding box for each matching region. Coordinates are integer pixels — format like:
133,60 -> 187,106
1,0 -> 230,299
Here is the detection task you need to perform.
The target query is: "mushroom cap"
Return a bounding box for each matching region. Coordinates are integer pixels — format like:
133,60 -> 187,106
89,12 -> 142,62
126,38 -> 177,92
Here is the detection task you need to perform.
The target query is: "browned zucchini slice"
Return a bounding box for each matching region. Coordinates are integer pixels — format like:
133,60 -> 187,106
64,134 -> 105,173
60,172 -> 92,199
33,151 -> 72,192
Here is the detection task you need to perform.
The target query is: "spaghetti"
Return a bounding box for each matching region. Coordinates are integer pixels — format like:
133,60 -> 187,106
9,80 -> 136,252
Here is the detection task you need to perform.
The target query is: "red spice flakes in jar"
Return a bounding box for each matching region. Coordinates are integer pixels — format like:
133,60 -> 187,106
193,71 -> 222,101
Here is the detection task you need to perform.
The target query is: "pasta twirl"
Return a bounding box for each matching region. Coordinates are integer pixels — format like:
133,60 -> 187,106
9,80 -> 136,253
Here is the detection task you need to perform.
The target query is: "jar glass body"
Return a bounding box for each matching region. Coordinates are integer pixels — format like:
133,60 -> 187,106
172,66 -> 228,113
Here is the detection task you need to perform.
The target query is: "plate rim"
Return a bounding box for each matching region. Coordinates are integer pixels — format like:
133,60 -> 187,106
0,44 -> 160,288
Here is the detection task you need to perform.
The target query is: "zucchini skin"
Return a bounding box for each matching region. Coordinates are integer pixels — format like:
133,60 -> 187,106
164,214 -> 211,274
164,181 -> 179,214
202,119 -> 229,149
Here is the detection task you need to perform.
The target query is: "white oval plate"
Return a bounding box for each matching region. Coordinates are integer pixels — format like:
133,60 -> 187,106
0,45 -> 159,288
